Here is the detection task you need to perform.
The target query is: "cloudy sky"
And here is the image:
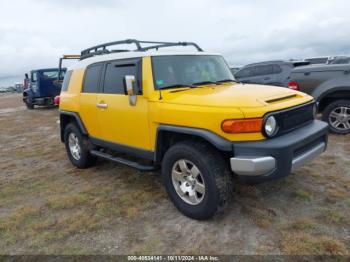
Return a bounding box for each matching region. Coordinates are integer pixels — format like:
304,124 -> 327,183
1,0 -> 350,85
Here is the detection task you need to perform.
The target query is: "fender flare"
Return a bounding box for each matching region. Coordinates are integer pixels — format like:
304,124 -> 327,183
59,111 -> 88,142
313,85 -> 350,102
154,124 -> 232,162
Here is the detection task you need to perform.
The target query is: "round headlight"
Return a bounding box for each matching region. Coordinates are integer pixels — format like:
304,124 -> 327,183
264,116 -> 278,137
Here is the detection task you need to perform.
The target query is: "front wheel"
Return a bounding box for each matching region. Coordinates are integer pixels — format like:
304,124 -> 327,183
162,141 -> 233,220
322,100 -> 350,134
24,97 -> 34,109
64,123 -> 96,168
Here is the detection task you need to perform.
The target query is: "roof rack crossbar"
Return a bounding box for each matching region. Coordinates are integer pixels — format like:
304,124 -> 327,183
80,39 -> 203,60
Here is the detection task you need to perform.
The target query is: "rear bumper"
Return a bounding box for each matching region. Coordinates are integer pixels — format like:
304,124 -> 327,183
33,97 -> 55,105
230,120 -> 328,183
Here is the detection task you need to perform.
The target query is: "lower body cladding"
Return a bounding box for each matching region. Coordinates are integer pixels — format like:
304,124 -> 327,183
230,120 -> 329,183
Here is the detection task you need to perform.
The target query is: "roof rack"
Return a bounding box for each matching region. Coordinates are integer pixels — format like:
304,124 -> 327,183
80,39 -> 203,60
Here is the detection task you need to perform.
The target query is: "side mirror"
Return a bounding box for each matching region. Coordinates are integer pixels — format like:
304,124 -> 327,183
124,75 -> 137,106
25,73 -> 29,80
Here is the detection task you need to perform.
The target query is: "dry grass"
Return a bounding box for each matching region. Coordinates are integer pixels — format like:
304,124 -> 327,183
282,232 -> 348,255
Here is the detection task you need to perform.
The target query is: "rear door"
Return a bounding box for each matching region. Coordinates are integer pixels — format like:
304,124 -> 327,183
78,63 -> 103,138
96,58 -> 151,151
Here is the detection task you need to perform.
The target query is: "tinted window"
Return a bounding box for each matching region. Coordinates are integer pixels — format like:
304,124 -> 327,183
103,61 -> 139,94
83,64 -> 103,93
235,68 -> 252,78
254,65 -> 274,76
273,65 -> 282,74
61,70 -> 73,92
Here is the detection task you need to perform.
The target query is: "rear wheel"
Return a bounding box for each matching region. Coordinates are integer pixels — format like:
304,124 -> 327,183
162,140 -> 233,220
64,123 -> 96,168
322,100 -> 350,134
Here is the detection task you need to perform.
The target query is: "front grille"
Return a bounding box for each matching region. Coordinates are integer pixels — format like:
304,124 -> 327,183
269,102 -> 314,136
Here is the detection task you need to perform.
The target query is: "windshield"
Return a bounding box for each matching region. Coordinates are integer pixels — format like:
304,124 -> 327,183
40,70 -> 65,80
152,55 -> 234,89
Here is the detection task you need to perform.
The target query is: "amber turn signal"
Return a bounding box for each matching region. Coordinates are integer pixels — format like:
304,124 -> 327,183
221,118 -> 263,133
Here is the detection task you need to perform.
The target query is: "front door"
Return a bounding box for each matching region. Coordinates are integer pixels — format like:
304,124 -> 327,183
96,58 -> 151,151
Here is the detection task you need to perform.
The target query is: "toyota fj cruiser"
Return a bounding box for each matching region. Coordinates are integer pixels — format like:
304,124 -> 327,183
59,39 -> 329,220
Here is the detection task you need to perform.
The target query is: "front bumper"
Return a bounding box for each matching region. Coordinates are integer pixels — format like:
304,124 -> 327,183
33,97 -> 55,106
230,120 -> 328,183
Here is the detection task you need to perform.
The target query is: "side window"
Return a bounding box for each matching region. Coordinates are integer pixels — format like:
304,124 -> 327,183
61,70 -> 73,92
83,64 -> 103,93
254,65 -> 273,76
31,72 -> 37,82
273,65 -> 282,74
236,68 -> 250,78
103,60 -> 140,94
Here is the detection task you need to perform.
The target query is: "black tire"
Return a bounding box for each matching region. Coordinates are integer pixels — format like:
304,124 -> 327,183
64,123 -> 96,168
162,140 -> 233,220
322,99 -> 350,134
24,97 -> 34,109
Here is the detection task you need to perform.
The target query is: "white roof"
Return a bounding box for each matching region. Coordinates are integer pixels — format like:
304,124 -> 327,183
68,50 -> 221,70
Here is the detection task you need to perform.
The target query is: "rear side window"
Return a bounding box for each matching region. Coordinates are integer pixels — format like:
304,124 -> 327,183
61,70 -> 73,92
236,68 -> 251,78
253,65 -> 274,76
272,65 -> 282,74
83,64 -> 103,93
103,60 -> 140,94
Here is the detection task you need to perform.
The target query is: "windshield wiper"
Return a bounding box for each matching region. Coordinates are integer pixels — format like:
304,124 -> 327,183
160,84 -> 194,90
192,81 -> 218,86
215,79 -> 237,84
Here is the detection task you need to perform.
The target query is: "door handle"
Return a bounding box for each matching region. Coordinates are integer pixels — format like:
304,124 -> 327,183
96,103 -> 108,109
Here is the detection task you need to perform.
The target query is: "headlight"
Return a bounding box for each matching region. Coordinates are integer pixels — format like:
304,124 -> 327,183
264,116 -> 278,137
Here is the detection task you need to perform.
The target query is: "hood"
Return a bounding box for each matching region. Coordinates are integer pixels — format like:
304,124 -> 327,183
154,83 -> 308,108
293,64 -> 350,73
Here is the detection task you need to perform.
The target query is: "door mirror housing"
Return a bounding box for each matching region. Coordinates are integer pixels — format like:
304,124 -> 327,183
125,75 -> 135,95
124,75 -> 137,106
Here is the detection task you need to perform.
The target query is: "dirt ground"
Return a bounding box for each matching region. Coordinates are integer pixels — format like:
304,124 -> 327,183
0,93 -> 349,255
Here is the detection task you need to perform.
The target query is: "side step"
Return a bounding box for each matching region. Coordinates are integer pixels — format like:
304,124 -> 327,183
90,150 -> 155,172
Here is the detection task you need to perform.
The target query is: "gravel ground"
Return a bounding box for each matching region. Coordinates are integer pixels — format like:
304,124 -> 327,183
0,93 -> 349,255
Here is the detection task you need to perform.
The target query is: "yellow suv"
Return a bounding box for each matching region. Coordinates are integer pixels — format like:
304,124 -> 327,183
59,39 -> 328,220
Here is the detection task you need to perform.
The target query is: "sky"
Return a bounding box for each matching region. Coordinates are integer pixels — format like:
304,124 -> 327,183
1,0 -> 350,86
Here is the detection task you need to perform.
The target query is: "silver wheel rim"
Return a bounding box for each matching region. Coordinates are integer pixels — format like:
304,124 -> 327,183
171,159 -> 205,205
329,106 -> 350,131
68,133 -> 81,160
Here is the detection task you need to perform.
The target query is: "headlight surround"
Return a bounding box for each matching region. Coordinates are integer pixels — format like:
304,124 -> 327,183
264,115 -> 279,137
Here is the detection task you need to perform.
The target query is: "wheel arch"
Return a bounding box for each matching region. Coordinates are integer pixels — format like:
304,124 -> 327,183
317,87 -> 350,111
154,125 -> 232,163
59,111 -> 88,142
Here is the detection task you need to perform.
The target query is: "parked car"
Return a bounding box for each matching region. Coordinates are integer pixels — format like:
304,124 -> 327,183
234,60 -> 309,87
304,57 -> 329,65
23,68 -> 66,109
327,56 -> 350,65
289,64 -> 350,134
230,66 -> 241,75
59,39 -> 328,220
